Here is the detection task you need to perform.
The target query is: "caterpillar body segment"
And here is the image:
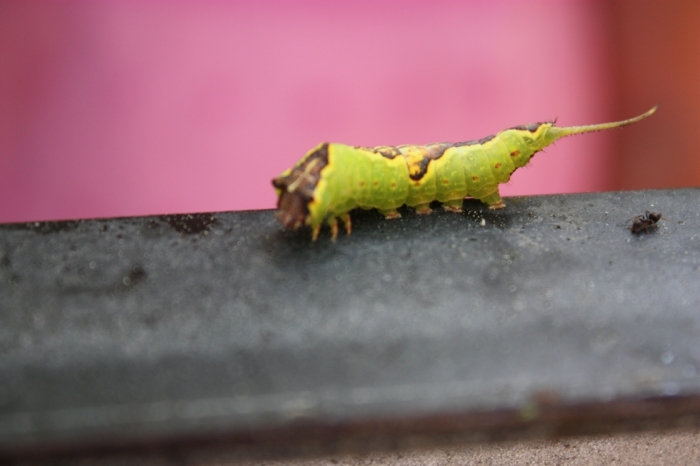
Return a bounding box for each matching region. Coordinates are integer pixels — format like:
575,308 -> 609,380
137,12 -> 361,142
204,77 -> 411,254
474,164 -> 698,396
273,106 -> 658,241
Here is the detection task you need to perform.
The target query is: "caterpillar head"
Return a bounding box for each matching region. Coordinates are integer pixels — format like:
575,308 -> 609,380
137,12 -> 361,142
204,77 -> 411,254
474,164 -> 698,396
272,143 -> 329,230
513,122 -> 555,152
272,175 -> 309,230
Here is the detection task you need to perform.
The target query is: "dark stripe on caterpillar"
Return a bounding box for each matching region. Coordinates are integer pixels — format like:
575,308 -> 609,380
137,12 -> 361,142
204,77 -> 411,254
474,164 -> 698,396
355,146 -> 403,159
409,156 -> 432,181
512,122 -> 547,132
272,143 -> 329,230
357,142 -> 454,182
454,134 -> 496,147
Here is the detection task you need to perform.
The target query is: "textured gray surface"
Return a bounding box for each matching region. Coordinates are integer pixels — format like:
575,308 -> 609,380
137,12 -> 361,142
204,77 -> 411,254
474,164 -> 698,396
1,188 -> 699,461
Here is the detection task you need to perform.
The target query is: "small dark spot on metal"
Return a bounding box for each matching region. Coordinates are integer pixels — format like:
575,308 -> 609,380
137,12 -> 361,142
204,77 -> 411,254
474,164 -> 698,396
160,214 -> 220,235
118,265 -> 146,291
143,315 -> 157,327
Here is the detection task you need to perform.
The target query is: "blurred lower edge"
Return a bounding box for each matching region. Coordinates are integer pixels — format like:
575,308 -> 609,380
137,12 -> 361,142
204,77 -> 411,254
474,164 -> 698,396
3,393 -> 700,464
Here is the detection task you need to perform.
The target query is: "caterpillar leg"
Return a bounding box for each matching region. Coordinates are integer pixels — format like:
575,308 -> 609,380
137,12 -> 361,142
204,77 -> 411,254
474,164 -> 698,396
481,191 -> 506,210
340,213 -> 352,235
413,203 -> 432,215
380,209 -> 402,220
328,218 -> 339,241
311,224 -> 322,241
311,215 -> 349,242
442,200 -> 463,213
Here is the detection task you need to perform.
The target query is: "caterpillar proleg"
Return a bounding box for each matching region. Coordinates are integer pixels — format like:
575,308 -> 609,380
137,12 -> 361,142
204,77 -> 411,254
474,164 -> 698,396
273,106 -> 658,241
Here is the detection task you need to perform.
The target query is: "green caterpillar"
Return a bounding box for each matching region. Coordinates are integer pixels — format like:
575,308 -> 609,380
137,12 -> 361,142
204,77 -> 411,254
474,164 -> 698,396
273,106 -> 658,241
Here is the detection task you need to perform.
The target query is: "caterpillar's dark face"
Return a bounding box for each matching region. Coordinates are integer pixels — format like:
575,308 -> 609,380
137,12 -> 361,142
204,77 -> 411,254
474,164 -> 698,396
272,143 -> 329,229
272,176 -> 310,229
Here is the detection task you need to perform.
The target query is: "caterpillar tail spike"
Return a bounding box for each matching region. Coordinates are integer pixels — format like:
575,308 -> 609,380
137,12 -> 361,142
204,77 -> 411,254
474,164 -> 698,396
273,105 -> 658,241
543,104 -> 658,143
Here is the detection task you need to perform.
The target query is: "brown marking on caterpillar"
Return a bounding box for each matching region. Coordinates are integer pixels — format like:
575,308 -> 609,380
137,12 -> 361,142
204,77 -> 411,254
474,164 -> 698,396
408,156 -> 432,181
453,138 -> 481,148
359,181 -> 365,187
373,181 -> 379,186
272,143 -> 329,229
356,145 -> 402,159
425,142 -> 453,155
472,176 -> 479,181
513,122 -> 546,132
442,179 -> 449,184
390,182 -> 397,188
494,162 -> 502,169
510,150 -> 521,157
452,135 -> 495,147
359,141 -> 455,182
403,143 -> 453,181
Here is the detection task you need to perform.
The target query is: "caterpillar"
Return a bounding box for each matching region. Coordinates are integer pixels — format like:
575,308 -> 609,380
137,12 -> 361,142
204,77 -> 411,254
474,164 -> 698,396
273,105 -> 658,241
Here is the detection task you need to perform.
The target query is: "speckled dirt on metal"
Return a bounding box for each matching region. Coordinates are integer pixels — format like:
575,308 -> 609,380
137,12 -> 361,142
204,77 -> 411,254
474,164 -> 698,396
1,188 -> 699,463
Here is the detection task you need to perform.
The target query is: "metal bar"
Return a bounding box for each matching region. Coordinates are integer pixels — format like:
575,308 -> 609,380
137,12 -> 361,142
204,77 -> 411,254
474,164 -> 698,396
1,188 -> 699,462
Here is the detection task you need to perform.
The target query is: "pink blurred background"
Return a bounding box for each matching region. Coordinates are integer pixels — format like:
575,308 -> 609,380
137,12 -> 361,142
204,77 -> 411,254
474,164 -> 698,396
1,1 -> 697,223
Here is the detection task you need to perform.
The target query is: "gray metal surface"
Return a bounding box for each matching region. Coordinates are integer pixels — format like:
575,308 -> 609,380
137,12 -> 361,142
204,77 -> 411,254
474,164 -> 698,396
1,188 -> 700,461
